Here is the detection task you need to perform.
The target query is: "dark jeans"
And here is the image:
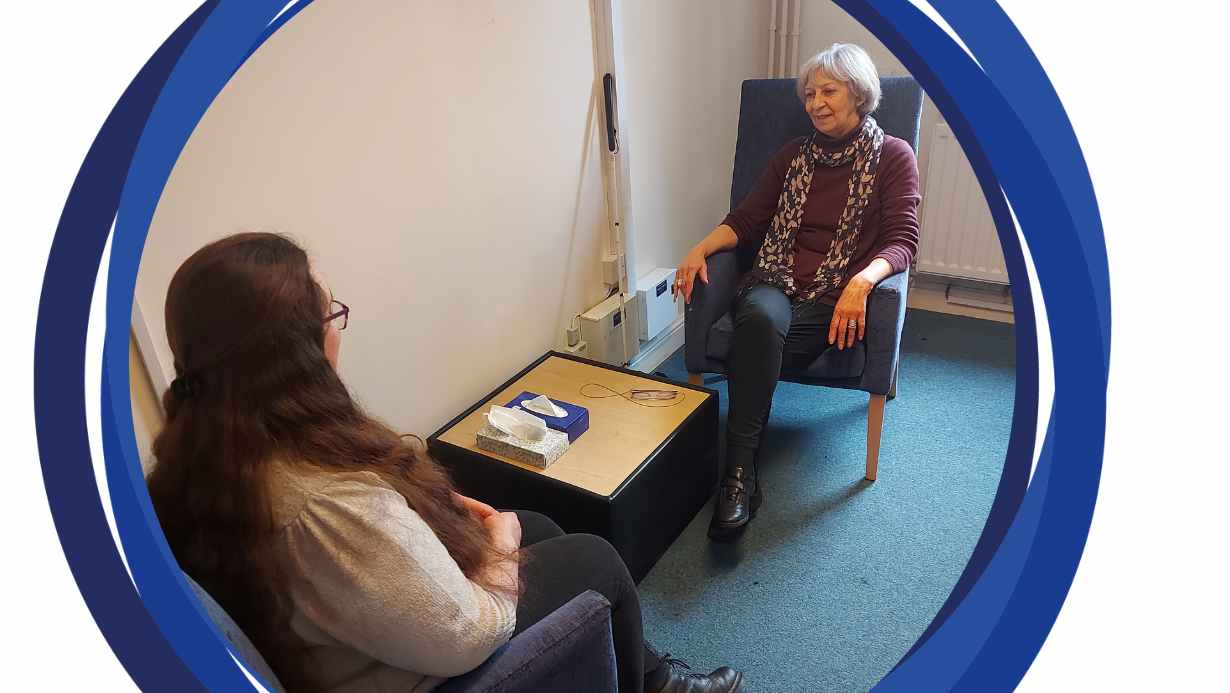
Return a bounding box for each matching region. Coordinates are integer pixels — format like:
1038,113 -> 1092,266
726,284 -> 836,472
512,510 -> 662,693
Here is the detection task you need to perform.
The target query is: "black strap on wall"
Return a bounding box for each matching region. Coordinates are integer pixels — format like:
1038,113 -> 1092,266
602,72 -> 618,153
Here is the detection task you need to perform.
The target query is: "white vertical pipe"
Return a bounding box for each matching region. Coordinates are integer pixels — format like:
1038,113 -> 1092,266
789,0 -> 803,76
777,0 -> 787,76
767,0 -> 778,77
782,0 -> 791,77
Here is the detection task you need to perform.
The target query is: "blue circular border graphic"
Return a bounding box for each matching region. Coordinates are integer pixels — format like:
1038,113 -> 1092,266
33,1 -> 1107,690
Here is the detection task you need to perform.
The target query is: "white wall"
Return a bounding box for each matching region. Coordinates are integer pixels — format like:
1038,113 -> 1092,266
135,0 -> 610,438
620,0 -> 770,282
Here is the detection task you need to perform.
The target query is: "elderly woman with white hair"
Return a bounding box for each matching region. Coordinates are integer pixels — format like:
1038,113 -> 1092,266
672,43 -> 921,540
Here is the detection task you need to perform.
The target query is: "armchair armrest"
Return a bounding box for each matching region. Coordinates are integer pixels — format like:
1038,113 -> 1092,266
684,250 -> 741,373
437,590 -> 616,693
858,270 -> 910,395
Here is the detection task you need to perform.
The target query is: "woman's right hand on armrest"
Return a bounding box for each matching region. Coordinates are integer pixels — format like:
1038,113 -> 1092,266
674,224 -> 739,305
673,246 -> 709,305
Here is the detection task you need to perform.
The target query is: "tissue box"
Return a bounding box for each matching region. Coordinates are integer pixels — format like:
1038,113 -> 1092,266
476,424 -> 569,469
503,391 -> 590,443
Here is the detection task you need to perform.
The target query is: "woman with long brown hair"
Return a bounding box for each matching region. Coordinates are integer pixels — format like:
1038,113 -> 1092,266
146,233 -> 742,693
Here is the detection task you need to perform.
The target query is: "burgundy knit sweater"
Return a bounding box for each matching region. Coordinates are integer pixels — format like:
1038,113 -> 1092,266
721,123 -> 921,304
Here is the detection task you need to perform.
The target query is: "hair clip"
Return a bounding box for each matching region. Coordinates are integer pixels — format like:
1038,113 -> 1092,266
170,373 -> 204,399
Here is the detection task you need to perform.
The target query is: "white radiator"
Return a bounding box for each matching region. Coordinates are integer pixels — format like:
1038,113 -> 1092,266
917,122 -> 1009,285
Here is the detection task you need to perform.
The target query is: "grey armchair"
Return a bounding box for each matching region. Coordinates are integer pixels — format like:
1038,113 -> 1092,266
185,575 -> 618,693
684,77 -> 924,481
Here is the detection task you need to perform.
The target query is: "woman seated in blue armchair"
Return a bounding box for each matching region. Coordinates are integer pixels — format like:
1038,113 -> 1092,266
146,233 -> 741,692
672,43 -> 921,541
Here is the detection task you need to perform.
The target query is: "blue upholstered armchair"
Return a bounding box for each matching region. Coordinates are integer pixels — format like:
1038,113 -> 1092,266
186,575 -> 618,693
684,77 -> 924,481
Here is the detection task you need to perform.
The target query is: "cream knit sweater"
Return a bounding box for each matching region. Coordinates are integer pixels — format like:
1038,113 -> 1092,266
267,461 -> 517,692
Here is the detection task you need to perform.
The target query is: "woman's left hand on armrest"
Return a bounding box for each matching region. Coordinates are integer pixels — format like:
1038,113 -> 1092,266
829,257 -> 894,350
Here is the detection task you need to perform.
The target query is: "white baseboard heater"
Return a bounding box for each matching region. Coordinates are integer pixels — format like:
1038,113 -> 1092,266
917,122 -> 1009,286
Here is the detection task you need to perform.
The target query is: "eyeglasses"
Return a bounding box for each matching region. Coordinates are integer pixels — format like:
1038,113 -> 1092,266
324,299 -> 349,331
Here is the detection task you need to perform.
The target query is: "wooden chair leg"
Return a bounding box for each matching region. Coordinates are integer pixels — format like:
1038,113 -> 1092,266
866,393 -> 886,481
687,373 -> 703,386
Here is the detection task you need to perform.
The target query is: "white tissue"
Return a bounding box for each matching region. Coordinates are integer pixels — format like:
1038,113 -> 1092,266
521,394 -> 567,418
486,405 -> 547,442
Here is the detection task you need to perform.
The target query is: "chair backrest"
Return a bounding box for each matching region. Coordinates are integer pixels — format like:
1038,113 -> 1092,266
185,574 -> 287,692
728,76 -> 924,211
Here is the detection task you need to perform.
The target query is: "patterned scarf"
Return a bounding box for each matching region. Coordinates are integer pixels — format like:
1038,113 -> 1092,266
742,116 -> 885,303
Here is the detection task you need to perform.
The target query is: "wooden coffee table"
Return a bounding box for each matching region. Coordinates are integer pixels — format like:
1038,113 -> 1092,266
428,352 -> 718,582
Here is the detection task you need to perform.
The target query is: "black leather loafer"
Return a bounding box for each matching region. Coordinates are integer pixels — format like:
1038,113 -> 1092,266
707,466 -> 762,541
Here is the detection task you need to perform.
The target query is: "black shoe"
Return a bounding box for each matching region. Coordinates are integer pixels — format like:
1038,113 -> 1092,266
707,466 -> 762,541
645,654 -> 743,693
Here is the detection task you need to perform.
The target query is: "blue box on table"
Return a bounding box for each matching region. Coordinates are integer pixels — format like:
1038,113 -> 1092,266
503,391 -> 589,443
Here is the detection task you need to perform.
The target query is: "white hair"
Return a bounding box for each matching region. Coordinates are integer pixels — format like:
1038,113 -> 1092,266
796,43 -> 881,116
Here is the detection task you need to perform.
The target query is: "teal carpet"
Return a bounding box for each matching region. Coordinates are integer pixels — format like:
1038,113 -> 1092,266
639,309 -> 1015,692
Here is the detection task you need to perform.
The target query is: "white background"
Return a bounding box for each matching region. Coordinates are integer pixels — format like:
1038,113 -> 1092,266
2,1 -> 1225,690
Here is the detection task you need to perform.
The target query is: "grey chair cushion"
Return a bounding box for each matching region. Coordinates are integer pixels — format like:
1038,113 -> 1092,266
705,312 -> 867,379
439,590 -> 616,693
